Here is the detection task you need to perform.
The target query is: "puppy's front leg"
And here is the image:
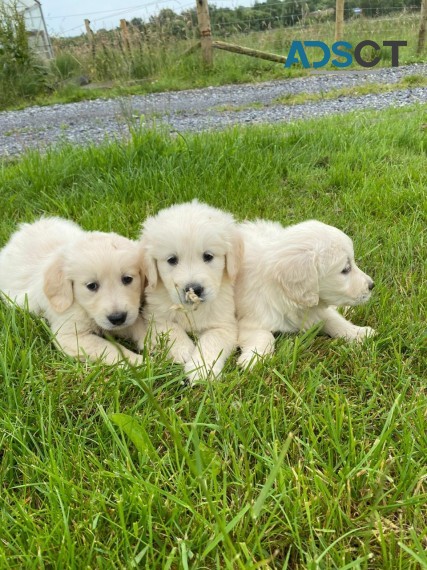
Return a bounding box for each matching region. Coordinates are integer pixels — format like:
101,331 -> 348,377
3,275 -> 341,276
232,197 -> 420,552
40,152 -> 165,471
56,332 -> 144,366
184,326 -> 237,383
152,321 -> 195,364
237,324 -> 275,369
319,307 -> 375,342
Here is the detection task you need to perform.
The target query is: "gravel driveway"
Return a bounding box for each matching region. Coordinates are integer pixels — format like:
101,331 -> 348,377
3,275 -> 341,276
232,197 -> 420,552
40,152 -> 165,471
0,63 -> 426,157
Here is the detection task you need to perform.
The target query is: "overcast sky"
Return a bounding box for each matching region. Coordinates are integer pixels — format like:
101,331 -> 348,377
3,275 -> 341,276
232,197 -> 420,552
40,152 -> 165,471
40,0 -> 250,37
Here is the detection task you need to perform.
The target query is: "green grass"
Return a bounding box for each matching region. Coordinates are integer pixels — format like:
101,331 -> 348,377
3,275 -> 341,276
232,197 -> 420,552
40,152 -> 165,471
1,104 -> 427,568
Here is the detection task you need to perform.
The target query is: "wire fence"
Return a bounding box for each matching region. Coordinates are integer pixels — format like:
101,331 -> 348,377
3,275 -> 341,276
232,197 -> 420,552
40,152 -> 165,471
49,3 -> 425,83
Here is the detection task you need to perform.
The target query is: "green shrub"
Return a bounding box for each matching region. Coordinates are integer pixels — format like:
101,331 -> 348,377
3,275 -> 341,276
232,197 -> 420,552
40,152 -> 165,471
0,2 -> 49,109
50,52 -> 83,81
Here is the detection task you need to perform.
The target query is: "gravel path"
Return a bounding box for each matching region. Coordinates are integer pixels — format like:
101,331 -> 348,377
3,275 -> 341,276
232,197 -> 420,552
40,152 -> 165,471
0,63 -> 426,157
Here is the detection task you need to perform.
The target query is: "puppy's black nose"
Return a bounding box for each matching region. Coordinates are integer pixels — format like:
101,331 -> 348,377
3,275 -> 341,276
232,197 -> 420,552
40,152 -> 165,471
368,281 -> 375,291
107,311 -> 127,326
184,283 -> 204,298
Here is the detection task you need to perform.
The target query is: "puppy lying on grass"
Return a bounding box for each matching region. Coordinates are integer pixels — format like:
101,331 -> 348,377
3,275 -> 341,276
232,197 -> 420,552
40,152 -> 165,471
236,219 -> 375,369
140,200 -> 243,383
0,217 -> 146,365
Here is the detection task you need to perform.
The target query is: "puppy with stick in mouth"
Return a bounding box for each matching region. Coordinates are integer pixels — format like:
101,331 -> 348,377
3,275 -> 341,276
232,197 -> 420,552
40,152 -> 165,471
140,200 -> 243,383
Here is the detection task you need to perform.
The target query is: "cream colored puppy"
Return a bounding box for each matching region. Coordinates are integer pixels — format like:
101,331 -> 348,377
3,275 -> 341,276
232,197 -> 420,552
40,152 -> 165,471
236,219 -> 375,368
140,201 -> 242,383
0,217 -> 146,365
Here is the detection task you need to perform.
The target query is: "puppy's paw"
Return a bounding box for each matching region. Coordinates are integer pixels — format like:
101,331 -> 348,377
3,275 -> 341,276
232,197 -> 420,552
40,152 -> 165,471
170,342 -> 195,364
129,354 -> 145,367
237,350 -> 260,370
184,359 -> 222,386
347,326 -> 376,343
115,353 -> 144,368
237,344 -> 274,370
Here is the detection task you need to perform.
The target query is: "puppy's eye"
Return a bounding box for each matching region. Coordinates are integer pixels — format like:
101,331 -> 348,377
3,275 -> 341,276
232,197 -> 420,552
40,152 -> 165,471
122,275 -> 133,285
86,282 -> 99,292
341,265 -> 352,275
167,255 -> 178,266
203,252 -> 214,263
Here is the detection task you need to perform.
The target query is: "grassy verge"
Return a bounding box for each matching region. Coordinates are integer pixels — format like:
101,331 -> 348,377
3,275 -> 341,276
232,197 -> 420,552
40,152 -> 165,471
272,74 -> 427,106
209,75 -> 427,112
0,104 -> 427,568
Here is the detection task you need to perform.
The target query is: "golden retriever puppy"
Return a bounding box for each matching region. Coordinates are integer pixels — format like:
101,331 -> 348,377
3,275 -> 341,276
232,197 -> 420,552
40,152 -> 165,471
236,219 -> 375,368
0,217 -> 146,365
140,200 -> 242,383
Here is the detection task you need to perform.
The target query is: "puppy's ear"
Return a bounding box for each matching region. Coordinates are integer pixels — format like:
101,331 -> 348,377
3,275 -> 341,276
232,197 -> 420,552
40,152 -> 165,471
144,251 -> 158,291
275,249 -> 319,307
139,235 -> 158,291
226,229 -> 244,284
43,255 -> 74,313
137,247 -> 147,301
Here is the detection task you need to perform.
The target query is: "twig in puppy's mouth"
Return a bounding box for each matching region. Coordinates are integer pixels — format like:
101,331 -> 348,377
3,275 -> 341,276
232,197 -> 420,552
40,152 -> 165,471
185,288 -> 202,305
170,288 -> 202,312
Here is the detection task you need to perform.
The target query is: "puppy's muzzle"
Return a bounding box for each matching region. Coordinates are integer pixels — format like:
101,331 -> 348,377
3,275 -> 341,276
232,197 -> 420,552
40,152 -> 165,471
107,311 -> 128,326
368,280 -> 374,291
184,283 -> 204,302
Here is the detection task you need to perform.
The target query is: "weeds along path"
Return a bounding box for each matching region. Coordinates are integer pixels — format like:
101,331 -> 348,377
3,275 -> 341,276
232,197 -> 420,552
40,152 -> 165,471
0,63 -> 426,157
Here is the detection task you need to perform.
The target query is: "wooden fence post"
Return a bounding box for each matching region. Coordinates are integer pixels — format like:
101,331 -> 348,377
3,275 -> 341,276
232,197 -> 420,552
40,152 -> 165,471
120,19 -> 131,53
335,0 -> 344,41
418,0 -> 427,54
196,0 -> 213,66
84,19 -> 96,58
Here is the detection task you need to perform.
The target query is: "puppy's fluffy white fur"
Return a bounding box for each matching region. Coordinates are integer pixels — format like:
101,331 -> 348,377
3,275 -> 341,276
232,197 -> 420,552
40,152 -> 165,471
236,219 -> 375,368
0,217 -> 146,365
140,200 -> 242,383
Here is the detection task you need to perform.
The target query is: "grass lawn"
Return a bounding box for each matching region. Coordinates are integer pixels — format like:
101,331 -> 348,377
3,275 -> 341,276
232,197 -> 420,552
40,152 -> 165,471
0,104 -> 426,568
